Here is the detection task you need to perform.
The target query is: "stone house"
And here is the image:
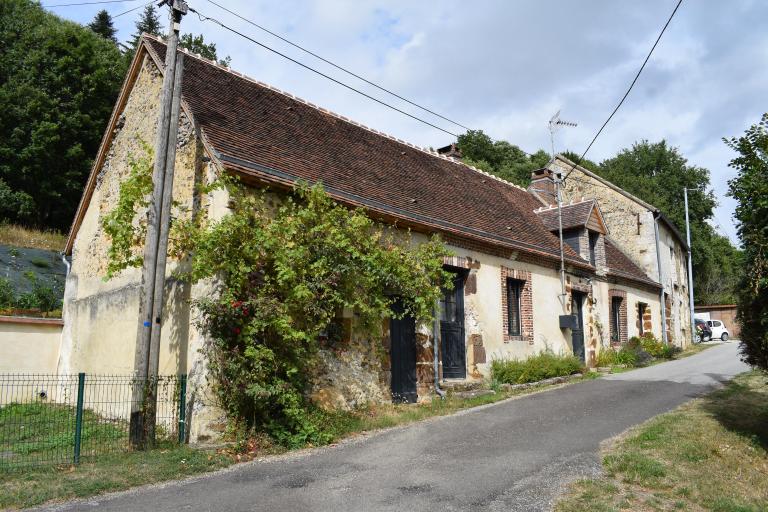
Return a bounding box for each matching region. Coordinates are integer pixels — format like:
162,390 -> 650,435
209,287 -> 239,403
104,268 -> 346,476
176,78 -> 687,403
57,36 -> 664,440
537,156 -> 692,346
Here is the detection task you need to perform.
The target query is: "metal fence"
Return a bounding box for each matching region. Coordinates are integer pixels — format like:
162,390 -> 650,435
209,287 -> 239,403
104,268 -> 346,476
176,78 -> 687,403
0,373 -> 187,470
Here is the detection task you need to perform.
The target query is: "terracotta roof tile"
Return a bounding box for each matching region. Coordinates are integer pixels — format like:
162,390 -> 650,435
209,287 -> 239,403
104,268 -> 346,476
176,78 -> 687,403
535,200 -> 595,232
604,239 -> 660,288
144,37 -> 587,265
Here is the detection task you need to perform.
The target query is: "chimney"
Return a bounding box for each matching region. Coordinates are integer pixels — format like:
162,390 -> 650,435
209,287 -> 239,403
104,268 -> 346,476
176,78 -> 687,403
527,167 -> 559,205
437,143 -> 462,159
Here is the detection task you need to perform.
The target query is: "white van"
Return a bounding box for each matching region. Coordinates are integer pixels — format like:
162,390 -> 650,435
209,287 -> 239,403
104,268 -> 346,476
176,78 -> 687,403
706,320 -> 730,341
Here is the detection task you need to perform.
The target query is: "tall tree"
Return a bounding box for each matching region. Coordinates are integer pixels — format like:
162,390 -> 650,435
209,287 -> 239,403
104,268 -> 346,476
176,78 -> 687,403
88,9 -> 116,44
456,130 -> 550,186
130,4 -> 163,49
179,33 -> 231,66
726,113 -> 768,371
0,0 -> 126,229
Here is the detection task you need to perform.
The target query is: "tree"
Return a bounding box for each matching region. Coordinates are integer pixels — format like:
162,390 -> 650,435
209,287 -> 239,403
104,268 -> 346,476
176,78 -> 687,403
179,33 -> 231,66
130,4 -> 163,49
0,0 -> 127,229
88,9 -> 117,43
593,140 -> 741,305
456,130 -> 549,186
726,113 -> 768,371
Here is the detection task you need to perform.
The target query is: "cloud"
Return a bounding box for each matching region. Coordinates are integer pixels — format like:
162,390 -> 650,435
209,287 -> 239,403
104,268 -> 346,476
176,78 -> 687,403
54,0 -> 767,243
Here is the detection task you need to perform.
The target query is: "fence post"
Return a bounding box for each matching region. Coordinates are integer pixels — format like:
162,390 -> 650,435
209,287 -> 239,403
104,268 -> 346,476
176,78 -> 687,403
178,374 -> 187,444
74,372 -> 85,464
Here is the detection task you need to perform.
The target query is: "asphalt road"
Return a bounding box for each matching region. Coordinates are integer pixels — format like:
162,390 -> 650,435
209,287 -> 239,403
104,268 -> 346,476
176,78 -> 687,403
40,341 -> 749,512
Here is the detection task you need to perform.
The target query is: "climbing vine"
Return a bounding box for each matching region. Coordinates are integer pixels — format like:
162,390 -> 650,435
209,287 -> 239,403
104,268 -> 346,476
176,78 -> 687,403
100,140 -> 154,278
104,164 -> 452,446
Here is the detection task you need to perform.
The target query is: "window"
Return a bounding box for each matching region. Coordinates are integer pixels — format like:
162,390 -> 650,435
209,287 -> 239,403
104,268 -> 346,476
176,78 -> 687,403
638,302 -> 648,335
610,297 -> 622,343
506,278 -> 523,336
589,231 -> 599,266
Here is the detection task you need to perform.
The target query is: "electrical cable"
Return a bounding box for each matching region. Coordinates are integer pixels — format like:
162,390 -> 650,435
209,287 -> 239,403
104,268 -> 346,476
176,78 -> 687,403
188,7 -> 460,137
44,0 -> 141,7
562,0 -> 684,183
114,1 -> 152,18
203,0 -> 470,131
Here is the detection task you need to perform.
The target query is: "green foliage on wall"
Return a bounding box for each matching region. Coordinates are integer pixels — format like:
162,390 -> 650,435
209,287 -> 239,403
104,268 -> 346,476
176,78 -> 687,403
726,113 -> 768,371
100,141 -> 154,278
103,164 -> 452,445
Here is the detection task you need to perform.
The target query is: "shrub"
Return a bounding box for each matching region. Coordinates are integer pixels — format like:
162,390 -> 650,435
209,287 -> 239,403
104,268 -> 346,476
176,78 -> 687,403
616,345 -> 639,366
595,348 -> 618,367
106,177 -> 452,447
0,278 -> 14,309
491,351 -> 583,385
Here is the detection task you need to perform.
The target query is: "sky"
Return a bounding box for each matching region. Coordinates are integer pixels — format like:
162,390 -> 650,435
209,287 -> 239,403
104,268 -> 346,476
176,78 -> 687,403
48,0 -> 768,244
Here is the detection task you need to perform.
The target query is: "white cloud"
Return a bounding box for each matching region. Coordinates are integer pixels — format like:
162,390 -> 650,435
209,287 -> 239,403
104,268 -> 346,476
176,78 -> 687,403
52,0 -> 768,244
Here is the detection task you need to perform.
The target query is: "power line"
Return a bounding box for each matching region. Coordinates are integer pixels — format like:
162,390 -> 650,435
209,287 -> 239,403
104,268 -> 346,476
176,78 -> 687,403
114,1 -> 151,18
562,0 -> 683,183
203,0 -> 471,132
44,0 -> 141,7
188,7 -> 460,137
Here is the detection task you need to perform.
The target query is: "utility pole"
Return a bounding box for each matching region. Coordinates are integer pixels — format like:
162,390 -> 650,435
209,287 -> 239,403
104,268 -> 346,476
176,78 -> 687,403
684,188 -> 696,345
130,0 -> 187,449
548,111 -> 577,308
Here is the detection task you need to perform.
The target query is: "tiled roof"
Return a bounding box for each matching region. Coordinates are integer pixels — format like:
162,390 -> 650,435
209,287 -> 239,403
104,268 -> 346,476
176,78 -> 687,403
535,200 -> 595,232
604,239 -> 660,288
144,37 -> 589,266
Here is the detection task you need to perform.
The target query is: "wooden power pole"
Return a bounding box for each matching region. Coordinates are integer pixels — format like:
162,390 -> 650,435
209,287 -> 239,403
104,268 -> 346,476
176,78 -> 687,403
130,0 -> 187,449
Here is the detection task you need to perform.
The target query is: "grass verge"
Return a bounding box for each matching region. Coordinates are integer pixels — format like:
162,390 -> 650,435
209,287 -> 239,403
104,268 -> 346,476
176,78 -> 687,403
0,374 -> 596,509
0,224 -> 67,252
555,370 -> 768,512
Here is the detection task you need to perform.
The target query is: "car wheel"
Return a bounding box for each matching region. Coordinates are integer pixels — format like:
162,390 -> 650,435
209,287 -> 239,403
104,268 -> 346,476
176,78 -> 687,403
695,334 -> 702,344
721,333 -> 729,341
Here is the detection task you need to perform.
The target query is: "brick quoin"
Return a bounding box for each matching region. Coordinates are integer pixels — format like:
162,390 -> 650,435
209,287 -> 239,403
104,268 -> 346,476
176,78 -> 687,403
501,266 -> 534,345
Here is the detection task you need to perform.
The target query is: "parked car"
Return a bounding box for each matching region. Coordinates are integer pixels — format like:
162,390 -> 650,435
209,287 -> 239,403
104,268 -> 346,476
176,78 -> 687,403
706,319 -> 730,341
694,318 -> 712,343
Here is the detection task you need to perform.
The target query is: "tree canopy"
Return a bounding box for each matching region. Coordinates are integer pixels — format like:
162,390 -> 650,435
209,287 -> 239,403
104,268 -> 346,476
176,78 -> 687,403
726,113 -> 768,370
130,4 -> 162,49
0,0 -> 127,229
456,130 -> 550,186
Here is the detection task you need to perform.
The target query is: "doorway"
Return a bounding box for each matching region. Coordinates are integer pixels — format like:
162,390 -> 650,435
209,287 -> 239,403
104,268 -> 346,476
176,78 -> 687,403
389,300 -> 417,403
571,291 -> 586,363
440,270 -> 466,379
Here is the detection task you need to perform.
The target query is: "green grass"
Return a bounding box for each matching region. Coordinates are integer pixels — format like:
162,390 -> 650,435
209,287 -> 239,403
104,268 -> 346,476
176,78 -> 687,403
0,445 -> 232,509
556,371 -> 768,512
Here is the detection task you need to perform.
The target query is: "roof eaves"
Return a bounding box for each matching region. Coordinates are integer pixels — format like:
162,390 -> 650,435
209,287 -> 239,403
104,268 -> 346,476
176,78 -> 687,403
216,151 -> 593,270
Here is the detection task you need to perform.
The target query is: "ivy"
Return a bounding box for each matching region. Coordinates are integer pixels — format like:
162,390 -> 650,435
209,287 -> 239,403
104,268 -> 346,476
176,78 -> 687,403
101,139 -> 154,278
105,167 -> 452,446
173,180 -> 451,446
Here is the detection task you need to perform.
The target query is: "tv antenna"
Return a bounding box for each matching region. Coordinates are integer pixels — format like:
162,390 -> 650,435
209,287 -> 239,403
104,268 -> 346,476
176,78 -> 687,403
548,110 -> 578,160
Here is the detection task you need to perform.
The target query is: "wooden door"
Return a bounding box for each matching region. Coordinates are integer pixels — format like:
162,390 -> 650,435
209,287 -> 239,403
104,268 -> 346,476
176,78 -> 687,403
571,291 -> 586,363
440,271 -> 466,379
390,300 -> 417,403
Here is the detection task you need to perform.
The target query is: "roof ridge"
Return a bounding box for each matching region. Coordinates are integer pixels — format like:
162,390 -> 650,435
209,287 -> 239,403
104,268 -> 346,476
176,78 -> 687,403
141,34 -> 530,195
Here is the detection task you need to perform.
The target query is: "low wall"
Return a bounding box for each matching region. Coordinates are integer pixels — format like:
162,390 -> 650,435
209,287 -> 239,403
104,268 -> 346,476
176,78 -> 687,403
0,316 -> 62,373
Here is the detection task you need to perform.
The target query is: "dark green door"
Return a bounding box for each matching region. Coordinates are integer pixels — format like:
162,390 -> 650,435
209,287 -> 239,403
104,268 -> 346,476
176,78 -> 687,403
390,300 -> 417,403
440,271 -> 466,379
571,291 -> 586,363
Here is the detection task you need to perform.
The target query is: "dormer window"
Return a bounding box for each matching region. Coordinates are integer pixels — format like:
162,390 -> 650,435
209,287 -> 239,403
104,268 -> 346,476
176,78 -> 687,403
589,231 -> 599,266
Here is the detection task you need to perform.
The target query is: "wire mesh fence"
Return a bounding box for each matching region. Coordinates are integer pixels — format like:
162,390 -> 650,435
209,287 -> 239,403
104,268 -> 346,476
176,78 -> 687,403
0,373 -> 186,470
